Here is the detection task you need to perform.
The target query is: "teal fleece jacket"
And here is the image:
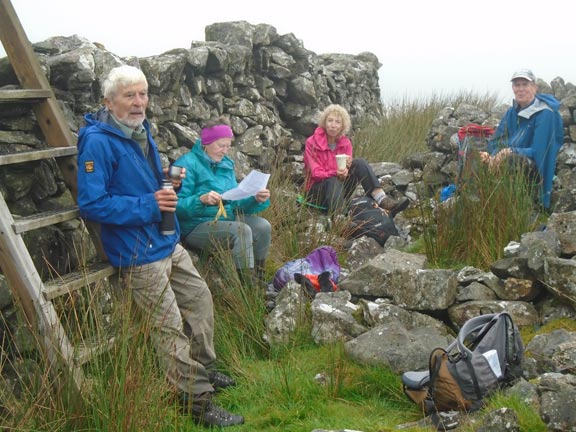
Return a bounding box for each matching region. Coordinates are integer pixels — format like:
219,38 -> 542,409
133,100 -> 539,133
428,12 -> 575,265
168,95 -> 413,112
175,140 -> 270,237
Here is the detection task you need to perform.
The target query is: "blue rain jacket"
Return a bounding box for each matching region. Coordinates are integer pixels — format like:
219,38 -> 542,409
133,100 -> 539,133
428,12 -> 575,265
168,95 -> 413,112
77,109 -> 178,267
488,93 -> 564,208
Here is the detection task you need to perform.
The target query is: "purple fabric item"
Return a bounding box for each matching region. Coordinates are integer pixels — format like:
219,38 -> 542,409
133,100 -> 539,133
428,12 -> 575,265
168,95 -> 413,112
272,246 -> 340,292
201,125 -> 233,145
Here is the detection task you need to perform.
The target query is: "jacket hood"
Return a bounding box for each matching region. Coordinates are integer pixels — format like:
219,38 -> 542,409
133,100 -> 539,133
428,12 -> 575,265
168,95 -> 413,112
514,93 -> 561,120
535,93 -> 561,111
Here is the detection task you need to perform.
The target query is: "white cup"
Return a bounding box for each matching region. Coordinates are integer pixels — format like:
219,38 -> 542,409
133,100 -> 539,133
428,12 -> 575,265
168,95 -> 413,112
169,165 -> 183,179
336,154 -> 348,170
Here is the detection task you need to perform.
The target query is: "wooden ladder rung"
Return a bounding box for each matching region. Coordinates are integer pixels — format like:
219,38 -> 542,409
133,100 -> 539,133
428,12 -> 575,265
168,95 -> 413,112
74,336 -> 117,365
43,263 -> 118,300
12,206 -> 80,234
0,88 -> 53,102
0,146 -> 77,166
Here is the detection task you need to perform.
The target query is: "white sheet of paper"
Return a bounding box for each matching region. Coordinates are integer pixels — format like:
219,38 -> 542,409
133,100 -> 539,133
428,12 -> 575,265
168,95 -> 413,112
221,170 -> 270,201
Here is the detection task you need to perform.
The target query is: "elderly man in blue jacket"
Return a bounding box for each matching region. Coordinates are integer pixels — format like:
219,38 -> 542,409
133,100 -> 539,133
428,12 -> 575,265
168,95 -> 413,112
481,69 -> 564,209
77,65 -> 243,428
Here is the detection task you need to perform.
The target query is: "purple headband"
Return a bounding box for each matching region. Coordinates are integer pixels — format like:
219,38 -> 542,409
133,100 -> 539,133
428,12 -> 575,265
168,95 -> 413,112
201,125 -> 234,145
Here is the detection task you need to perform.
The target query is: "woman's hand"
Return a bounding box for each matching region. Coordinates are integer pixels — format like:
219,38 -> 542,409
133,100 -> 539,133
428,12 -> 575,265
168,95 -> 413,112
201,190 -> 222,206
336,166 -> 348,181
255,189 -> 270,203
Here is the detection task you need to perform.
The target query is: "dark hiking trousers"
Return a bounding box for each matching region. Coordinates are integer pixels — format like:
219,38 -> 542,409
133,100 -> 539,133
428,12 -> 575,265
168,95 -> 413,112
307,158 -> 380,214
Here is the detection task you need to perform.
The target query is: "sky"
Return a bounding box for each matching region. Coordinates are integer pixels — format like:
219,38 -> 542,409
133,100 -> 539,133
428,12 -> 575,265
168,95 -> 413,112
1,0 -> 574,104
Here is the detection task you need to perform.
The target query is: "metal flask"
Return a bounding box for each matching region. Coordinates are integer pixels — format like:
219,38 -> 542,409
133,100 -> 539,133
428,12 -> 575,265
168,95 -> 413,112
159,180 -> 176,235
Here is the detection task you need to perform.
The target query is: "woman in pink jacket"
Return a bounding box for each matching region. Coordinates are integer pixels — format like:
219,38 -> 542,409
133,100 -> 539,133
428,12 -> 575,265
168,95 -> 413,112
304,104 -> 409,217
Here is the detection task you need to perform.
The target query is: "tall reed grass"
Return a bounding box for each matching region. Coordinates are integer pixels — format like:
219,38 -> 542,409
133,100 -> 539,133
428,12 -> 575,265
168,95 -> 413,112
421,152 -> 540,269
354,91 -> 500,163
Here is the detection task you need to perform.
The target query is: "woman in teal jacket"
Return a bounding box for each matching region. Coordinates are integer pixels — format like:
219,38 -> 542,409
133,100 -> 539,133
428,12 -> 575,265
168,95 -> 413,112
175,119 -> 271,278
482,69 -> 564,209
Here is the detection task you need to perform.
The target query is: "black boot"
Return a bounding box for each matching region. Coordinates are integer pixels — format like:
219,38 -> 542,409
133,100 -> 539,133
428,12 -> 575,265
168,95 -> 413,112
208,370 -> 236,392
181,392 -> 244,427
237,267 -> 266,289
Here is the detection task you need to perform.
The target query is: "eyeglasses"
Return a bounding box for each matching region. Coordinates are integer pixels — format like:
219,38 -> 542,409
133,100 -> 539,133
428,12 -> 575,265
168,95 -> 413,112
215,143 -> 232,150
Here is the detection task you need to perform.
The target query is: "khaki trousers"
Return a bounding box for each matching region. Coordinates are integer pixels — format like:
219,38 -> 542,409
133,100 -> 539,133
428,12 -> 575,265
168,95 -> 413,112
121,243 -> 216,395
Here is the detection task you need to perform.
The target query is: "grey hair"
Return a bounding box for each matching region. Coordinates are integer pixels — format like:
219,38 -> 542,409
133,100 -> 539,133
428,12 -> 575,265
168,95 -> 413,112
101,65 -> 147,100
318,104 -> 352,136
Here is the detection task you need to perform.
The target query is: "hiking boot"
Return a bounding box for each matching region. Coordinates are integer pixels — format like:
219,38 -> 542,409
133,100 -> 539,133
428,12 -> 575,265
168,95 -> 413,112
379,196 -> 409,218
181,392 -> 244,427
238,268 -> 267,290
208,371 -> 236,391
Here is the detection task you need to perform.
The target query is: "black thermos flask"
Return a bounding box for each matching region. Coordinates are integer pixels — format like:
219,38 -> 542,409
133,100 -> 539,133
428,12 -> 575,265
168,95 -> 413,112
159,179 -> 176,235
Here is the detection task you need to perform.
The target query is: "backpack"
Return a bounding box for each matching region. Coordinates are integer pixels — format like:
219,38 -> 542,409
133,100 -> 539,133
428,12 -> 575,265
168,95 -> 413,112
455,123 -> 495,185
440,124 -> 496,203
402,312 -> 524,415
272,246 -> 340,293
348,196 -> 399,246
293,271 -> 338,298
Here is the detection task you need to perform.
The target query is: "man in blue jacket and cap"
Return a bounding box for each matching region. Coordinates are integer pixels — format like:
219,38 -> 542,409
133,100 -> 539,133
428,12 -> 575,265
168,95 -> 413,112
77,65 -> 243,427
481,69 -> 564,210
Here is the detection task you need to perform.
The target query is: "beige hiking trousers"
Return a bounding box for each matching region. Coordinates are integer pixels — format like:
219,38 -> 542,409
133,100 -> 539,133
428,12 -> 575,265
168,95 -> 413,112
121,243 -> 216,395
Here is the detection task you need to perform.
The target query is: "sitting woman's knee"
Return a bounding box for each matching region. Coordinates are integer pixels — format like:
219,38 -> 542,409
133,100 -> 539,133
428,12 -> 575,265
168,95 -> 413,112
231,223 -> 253,245
257,218 -> 272,236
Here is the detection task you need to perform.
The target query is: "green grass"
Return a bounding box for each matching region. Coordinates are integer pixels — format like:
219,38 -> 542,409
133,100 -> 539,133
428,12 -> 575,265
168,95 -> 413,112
207,343 -> 418,432
1,91 -> 550,431
354,91 -> 500,163
421,155 -> 541,270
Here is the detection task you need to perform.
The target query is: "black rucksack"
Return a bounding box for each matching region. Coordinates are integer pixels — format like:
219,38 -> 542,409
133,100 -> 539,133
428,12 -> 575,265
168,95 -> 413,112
348,196 -> 399,246
402,312 -> 524,415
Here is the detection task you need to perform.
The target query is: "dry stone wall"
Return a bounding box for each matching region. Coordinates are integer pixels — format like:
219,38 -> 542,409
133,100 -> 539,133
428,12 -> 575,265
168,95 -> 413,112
0,21 -> 383,275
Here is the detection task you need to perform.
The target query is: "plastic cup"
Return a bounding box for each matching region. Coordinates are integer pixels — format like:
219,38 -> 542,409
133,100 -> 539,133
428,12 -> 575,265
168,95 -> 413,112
336,154 -> 348,170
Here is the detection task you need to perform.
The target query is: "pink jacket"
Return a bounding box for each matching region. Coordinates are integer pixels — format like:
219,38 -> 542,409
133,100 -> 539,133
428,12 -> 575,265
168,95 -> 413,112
304,127 -> 353,190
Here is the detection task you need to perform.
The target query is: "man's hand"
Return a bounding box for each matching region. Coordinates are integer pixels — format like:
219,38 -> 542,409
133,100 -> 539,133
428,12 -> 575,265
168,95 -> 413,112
163,166 -> 186,189
490,148 -> 512,168
155,188 -> 178,212
479,151 -> 491,163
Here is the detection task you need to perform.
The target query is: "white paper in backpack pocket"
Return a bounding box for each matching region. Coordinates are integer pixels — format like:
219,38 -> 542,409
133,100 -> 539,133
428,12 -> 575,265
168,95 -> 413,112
483,349 -> 502,378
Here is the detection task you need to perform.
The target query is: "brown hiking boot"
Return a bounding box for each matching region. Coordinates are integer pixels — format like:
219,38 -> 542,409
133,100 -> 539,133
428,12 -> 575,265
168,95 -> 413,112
379,196 -> 409,218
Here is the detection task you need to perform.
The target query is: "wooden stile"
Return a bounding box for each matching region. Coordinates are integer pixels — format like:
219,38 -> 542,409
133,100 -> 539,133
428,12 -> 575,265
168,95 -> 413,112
0,0 -> 116,395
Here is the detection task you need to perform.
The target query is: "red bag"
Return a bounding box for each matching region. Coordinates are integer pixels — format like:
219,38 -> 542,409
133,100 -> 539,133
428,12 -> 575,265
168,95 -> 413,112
294,271 -> 338,297
457,124 -> 495,142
